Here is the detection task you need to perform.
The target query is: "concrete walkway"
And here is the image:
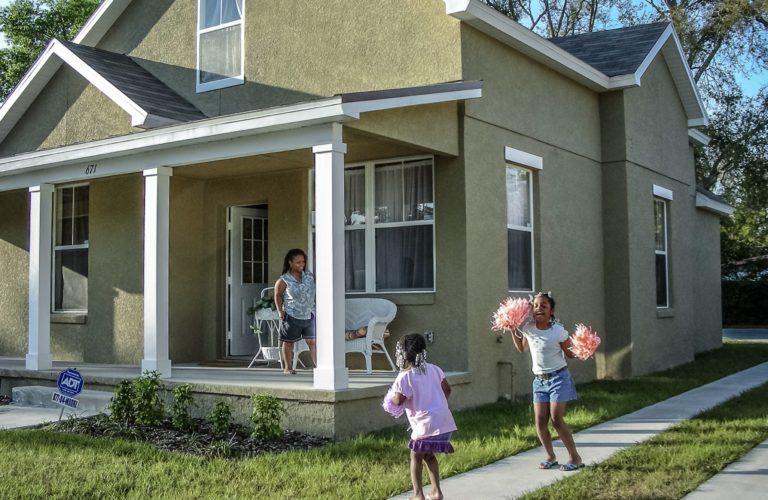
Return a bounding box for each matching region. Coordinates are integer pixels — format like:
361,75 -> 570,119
392,361 -> 768,499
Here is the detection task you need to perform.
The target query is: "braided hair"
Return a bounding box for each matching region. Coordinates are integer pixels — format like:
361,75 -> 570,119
395,333 -> 428,374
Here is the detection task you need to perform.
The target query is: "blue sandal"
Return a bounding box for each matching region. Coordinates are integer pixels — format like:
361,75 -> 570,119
538,460 -> 559,470
559,463 -> 585,471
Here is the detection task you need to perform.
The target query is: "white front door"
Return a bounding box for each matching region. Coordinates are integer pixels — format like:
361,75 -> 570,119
227,206 -> 269,356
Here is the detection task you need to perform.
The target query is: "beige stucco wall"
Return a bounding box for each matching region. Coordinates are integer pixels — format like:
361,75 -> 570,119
457,26 -> 604,402
694,208 -> 724,353
87,175 -> 145,363
0,67 -> 135,158
0,190 -> 29,356
603,56 -> 700,376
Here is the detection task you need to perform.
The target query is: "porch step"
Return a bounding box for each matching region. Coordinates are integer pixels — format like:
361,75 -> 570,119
11,385 -> 113,413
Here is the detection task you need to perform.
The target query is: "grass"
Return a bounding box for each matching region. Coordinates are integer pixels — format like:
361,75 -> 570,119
1,341 -> 767,499
522,382 -> 768,499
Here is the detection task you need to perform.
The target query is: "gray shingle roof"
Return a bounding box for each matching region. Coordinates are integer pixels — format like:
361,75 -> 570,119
59,40 -> 206,123
550,22 -> 670,77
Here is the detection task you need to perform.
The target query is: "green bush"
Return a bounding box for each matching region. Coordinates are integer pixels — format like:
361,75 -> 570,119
722,280 -> 768,326
171,384 -> 194,432
133,370 -> 164,427
208,401 -> 232,437
107,380 -> 135,424
250,393 -> 286,441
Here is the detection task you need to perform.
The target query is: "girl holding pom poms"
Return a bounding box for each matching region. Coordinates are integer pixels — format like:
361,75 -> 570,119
386,333 -> 456,500
510,292 -> 584,472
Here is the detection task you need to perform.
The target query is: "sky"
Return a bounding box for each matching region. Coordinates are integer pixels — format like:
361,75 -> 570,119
0,0 -> 764,96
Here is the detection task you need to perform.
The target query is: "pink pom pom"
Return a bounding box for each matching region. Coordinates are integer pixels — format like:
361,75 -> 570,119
381,388 -> 404,418
569,324 -> 601,360
491,297 -> 531,333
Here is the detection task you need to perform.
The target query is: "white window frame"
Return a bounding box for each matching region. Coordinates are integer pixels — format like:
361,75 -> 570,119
654,197 -> 670,309
505,147 -> 541,293
342,155 -> 436,294
196,0 -> 245,93
52,183 -> 89,313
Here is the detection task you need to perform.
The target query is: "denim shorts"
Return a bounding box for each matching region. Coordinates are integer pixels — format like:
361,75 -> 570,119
279,315 -> 315,343
532,367 -> 577,403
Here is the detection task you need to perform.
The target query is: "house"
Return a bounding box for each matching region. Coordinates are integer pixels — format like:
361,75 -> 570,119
0,0 -> 731,436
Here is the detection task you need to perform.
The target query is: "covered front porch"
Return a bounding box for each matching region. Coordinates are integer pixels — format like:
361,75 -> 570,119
2,81 -> 482,394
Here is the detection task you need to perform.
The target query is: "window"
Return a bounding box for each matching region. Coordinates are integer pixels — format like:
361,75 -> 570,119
654,198 -> 669,308
336,157 -> 434,293
506,166 -> 534,291
197,0 -> 244,92
54,185 -> 89,312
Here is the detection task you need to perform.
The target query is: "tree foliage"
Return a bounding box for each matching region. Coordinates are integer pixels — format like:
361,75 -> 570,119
482,0 -> 768,266
0,0 -> 99,101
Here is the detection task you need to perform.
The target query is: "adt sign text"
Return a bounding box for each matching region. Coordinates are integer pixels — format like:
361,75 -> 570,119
57,368 -> 84,397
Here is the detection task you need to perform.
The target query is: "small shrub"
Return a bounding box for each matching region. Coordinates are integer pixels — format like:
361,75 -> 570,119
134,370 -> 164,427
171,384 -> 194,432
108,380 -> 135,424
250,393 -> 286,441
208,401 -> 232,437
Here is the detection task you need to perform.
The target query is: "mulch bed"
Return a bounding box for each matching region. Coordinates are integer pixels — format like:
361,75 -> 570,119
40,415 -> 329,459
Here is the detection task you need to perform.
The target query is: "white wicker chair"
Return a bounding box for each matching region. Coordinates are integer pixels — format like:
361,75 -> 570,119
344,298 -> 397,373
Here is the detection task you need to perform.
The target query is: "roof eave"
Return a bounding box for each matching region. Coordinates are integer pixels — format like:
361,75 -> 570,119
72,0 -> 133,46
443,0 -> 611,91
0,81 -> 482,181
696,191 -> 734,216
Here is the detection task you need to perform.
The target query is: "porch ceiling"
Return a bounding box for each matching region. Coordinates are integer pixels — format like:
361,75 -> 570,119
174,128 -> 424,180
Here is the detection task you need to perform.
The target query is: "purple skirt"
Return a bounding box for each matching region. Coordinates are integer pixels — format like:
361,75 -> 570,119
408,432 -> 454,454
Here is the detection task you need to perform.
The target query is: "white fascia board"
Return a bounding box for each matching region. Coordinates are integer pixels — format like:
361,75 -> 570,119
0,98 -> 353,179
444,0 -> 611,91
696,192 -> 734,216
341,87 -> 482,114
688,128 -> 710,146
51,40 -> 151,127
660,31 -> 709,126
73,0 -> 133,46
653,184 -> 674,200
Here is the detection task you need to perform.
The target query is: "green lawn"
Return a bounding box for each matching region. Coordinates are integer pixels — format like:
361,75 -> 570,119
1,342 -> 767,499
522,382 -> 768,499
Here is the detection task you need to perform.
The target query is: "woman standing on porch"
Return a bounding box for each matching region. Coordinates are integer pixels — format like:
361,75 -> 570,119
275,248 -> 316,374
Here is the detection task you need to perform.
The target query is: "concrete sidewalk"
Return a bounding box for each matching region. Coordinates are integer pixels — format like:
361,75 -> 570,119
392,361 -> 768,499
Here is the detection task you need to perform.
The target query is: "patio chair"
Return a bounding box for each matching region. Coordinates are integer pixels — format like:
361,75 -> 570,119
344,298 -> 397,374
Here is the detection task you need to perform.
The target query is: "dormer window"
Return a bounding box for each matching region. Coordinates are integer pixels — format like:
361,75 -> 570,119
197,0 -> 244,92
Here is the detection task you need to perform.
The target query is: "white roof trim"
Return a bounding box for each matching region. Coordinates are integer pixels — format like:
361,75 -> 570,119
504,146 -> 542,170
696,191 -> 734,216
341,87 -> 482,115
688,128 -> 710,146
51,40 -> 154,127
443,0 -> 708,123
653,184 -> 674,200
72,0 -> 133,46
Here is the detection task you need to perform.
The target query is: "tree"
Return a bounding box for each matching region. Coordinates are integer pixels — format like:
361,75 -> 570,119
0,0 -> 99,101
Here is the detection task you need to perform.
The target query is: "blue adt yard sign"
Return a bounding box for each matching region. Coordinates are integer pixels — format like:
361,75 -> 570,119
54,368 -> 84,411
57,368 -> 84,397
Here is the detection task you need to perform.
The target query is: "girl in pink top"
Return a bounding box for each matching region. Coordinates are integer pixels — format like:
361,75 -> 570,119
390,333 -> 457,500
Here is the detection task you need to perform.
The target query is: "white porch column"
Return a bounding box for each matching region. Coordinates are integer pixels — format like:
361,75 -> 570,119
26,184 -> 54,370
142,167 -> 172,378
313,125 -> 349,390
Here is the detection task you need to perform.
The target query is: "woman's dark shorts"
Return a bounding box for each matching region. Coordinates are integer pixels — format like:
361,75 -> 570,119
279,315 -> 315,343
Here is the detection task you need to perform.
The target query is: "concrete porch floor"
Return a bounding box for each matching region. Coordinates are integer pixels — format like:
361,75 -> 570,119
0,357 -> 470,438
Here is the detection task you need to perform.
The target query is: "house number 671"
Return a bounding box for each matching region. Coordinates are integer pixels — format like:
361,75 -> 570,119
85,164 -> 97,175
